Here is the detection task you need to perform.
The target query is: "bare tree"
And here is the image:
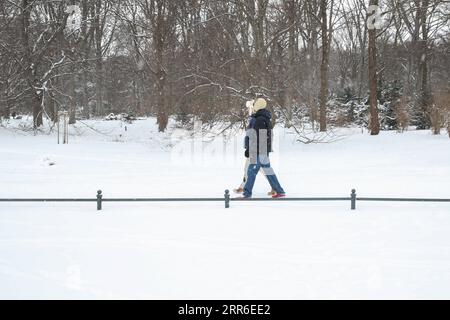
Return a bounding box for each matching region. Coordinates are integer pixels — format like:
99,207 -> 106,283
319,0 -> 330,132
368,0 -> 380,135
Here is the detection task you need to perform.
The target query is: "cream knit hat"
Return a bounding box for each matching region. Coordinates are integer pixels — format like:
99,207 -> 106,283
252,98 -> 267,113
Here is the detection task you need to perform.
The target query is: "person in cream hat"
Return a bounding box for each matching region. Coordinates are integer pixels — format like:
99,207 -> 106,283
234,99 -> 275,195
251,97 -> 267,113
237,97 -> 286,199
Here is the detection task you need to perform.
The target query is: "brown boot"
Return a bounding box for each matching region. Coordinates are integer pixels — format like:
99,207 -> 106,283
234,187 -> 244,194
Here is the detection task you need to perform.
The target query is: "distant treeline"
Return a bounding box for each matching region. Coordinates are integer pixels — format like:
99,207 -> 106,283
0,0 -> 449,136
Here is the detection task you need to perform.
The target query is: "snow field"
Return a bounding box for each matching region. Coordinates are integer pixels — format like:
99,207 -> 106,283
1,118 -> 450,299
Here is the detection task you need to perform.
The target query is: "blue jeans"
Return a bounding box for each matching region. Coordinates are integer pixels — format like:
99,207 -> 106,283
243,155 -> 285,198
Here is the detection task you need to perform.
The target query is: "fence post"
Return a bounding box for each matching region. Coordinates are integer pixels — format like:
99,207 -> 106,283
224,189 -> 230,208
351,189 -> 356,210
97,190 -> 103,211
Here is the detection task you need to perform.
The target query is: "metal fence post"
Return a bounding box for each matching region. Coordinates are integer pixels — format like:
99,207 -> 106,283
225,189 -> 230,208
97,190 -> 103,211
351,189 -> 356,210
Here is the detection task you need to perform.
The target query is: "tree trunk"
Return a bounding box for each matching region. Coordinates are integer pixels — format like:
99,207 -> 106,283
81,0 -> 90,119
154,1 -> 169,132
32,91 -> 43,128
368,0 -> 380,135
48,92 -> 57,123
285,0 -> 296,125
69,72 -> 76,124
418,0 -> 431,129
156,70 -> 168,132
94,0 -> 103,116
1,106 -> 10,119
319,0 -> 329,132
21,0 -> 43,128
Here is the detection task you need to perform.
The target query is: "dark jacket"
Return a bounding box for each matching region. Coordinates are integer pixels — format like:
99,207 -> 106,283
245,109 -> 273,157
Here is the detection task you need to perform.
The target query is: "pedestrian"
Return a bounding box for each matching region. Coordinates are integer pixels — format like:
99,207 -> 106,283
239,98 -> 285,199
234,99 -> 275,196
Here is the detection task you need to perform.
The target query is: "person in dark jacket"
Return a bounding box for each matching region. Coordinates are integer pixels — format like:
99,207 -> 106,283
234,100 -> 274,195
242,98 -> 285,198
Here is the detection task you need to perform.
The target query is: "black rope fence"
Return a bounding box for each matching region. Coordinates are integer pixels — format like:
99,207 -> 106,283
1,189 -> 450,211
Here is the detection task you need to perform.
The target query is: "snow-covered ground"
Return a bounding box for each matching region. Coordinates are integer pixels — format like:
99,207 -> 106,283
1,117 -> 450,299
